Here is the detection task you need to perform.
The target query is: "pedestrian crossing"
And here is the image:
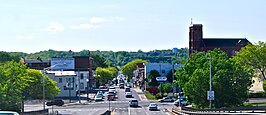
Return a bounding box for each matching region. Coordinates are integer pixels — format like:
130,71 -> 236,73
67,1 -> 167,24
87,100 -> 129,104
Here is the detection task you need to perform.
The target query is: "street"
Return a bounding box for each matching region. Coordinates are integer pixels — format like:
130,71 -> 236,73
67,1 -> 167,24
25,86 -> 176,115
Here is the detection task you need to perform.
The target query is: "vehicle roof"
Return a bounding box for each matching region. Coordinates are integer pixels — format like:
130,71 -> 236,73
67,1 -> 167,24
0,111 -> 19,114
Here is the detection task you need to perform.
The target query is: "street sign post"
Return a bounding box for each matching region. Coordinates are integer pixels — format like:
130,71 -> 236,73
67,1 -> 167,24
207,91 -> 214,100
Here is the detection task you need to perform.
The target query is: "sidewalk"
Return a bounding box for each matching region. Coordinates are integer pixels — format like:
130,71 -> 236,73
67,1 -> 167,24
133,87 -> 147,101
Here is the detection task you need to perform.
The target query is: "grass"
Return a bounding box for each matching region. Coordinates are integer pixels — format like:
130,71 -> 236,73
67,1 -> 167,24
145,93 -> 157,100
244,102 -> 266,107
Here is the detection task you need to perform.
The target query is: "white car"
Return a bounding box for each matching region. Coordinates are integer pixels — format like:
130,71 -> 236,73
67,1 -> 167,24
94,95 -> 103,101
174,99 -> 188,106
149,103 -> 158,110
125,92 -> 132,98
0,111 -> 20,115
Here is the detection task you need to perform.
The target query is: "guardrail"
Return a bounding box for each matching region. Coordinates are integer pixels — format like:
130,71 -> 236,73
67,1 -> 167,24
170,106 -> 266,115
181,106 -> 266,113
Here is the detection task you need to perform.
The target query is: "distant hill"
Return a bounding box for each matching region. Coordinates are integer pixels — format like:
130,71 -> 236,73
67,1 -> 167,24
8,48 -> 188,67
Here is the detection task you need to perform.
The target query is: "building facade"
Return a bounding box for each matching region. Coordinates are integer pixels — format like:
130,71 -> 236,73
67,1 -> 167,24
189,24 -> 251,57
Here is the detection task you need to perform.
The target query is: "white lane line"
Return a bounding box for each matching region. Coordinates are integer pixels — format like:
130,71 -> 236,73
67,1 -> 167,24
128,107 -> 131,115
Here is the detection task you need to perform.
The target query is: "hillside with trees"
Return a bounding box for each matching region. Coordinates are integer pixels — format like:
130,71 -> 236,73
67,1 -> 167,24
8,48 -> 188,67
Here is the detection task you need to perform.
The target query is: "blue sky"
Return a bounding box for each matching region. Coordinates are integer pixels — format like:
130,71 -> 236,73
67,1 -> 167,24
0,0 -> 265,53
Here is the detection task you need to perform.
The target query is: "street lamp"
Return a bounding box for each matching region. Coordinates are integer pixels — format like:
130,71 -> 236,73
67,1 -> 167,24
205,54 -> 214,109
41,69 -> 48,111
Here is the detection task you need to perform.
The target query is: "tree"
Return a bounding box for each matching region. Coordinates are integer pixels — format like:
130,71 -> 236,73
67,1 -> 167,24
95,67 -> 118,86
158,83 -> 173,95
232,41 -> 266,80
176,49 -> 252,108
0,61 -> 28,111
0,61 -> 60,111
147,70 -> 160,86
0,51 -> 20,63
23,69 -> 60,100
121,59 -> 147,79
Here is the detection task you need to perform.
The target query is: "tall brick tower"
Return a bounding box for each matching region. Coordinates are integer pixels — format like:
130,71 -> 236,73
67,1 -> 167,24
189,24 -> 203,55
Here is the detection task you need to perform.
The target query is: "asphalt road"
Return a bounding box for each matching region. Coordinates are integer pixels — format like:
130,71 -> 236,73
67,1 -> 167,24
25,86 -> 175,115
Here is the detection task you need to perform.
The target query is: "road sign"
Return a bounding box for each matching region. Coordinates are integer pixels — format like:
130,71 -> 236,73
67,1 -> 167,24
156,77 -> 167,82
207,91 -> 214,100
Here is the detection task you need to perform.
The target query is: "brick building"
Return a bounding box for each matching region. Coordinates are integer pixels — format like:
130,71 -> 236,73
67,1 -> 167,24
189,24 -> 251,57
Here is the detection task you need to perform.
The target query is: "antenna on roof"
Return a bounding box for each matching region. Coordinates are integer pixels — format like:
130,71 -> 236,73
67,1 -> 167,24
190,18 -> 193,25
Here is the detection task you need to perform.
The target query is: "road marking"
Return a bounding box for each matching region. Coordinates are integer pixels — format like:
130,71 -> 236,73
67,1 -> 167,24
128,107 -> 131,115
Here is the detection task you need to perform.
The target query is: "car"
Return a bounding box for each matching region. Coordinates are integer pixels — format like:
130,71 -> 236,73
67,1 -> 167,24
174,99 -> 188,106
97,91 -> 104,97
158,97 -> 175,102
125,92 -> 132,98
107,93 -> 115,101
125,87 -> 130,93
109,87 -> 116,94
129,99 -> 138,107
119,83 -> 125,89
149,103 -> 158,110
94,95 -> 103,101
0,111 -> 20,115
46,99 -> 64,106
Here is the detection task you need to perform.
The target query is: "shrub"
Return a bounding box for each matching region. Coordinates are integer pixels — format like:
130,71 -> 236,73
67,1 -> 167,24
249,91 -> 266,98
263,80 -> 266,92
155,93 -> 163,99
147,86 -> 160,94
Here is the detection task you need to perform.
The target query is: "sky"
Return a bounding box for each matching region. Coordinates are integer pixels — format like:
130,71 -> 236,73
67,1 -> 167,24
0,0 -> 265,53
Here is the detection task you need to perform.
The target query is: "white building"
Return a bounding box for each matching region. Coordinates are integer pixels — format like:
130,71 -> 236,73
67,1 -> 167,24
45,70 -> 77,97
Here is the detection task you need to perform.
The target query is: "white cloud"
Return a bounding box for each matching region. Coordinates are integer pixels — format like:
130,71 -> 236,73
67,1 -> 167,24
90,17 -> 106,24
70,17 -> 125,30
45,22 -> 64,34
70,17 -> 105,30
16,33 -> 36,40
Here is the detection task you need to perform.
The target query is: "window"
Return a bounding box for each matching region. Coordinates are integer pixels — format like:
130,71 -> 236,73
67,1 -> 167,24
80,83 -> 84,89
80,73 -> 84,79
59,78 -> 62,83
162,70 -> 165,74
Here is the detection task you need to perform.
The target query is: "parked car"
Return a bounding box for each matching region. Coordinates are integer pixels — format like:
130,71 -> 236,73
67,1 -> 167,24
148,103 -> 158,110
94,95 -> 103,101
158,97 -> 175,102
125,92 -> 132,98
129,99 -> 138,107
46,99 -> 64,106
174,99 -> 188,106
0,111 -> 20,115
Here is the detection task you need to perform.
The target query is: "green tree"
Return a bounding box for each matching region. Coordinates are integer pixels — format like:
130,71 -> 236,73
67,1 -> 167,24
147,70 -> 160,86
158,83 -> 173,95
23,69 -> 60,100
0,61 -> 29,111
232,41 -> 266,80
0,61 -> 60,111
0,51 -> 20,63
121,59 -> 147,79
95,67 -> 117,86
176,49 -> 252,108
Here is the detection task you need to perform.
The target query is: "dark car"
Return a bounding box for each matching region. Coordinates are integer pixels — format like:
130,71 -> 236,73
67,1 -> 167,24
119,83 -> 125,89
129,99 -> 138,107
46,99 -> 64,106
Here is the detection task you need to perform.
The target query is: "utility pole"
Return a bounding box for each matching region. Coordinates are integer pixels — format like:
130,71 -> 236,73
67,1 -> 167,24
209,55 -> 212,109
172,63 -> 175,96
